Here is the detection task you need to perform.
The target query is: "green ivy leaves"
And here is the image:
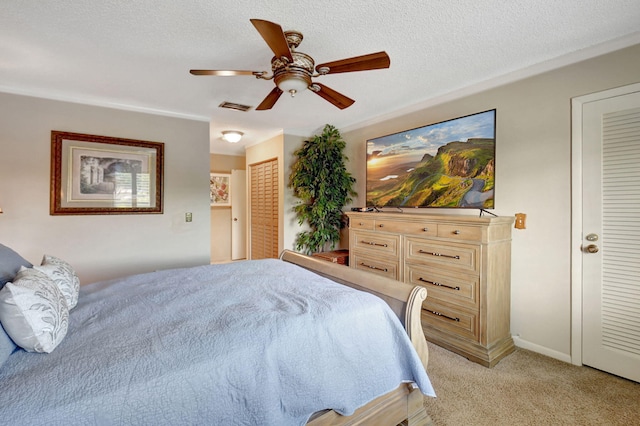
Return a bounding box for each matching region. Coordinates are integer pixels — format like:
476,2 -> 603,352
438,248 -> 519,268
289,124 -> 357,254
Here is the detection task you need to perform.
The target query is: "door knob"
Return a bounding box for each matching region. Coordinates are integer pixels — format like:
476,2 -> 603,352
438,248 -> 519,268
586,244 -> 599,253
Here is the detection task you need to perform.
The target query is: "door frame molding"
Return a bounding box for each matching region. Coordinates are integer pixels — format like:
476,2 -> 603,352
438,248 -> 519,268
570,82 -> 640,366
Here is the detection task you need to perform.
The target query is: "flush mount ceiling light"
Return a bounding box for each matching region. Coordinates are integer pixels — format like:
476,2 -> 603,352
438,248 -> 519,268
221,131 -> 244,143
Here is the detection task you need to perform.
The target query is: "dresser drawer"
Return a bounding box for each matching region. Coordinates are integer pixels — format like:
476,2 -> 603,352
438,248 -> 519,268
350,253 -> 399,280
421,300 -> 479,342
350,218 -> 375,230
352,230 -> 400,257
373,220 -> 438,237
405,237 -> 479,274
405,264 -> 479,309
437,224 -> 483,241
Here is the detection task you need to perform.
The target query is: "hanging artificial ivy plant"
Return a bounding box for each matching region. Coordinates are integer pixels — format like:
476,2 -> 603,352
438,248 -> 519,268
289,124 -> 357,254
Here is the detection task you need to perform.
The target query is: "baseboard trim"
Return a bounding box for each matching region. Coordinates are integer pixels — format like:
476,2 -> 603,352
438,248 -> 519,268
512,336 -> 572,364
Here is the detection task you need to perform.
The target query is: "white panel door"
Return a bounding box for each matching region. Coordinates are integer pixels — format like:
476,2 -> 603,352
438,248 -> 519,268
231,169 -> 247,260
582,88 -> 640,382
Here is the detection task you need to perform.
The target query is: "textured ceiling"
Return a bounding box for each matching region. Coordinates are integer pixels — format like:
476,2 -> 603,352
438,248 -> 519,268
1,1 -> 640,154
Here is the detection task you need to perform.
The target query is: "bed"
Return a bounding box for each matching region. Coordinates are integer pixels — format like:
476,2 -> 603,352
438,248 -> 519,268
0,245 -> 435,425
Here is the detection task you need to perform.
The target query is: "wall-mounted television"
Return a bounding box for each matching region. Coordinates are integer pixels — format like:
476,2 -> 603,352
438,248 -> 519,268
366,109 -> 496,209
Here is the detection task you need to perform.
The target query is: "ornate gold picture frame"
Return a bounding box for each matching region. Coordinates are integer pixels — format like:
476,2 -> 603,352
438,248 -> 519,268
50,131 -> 164,215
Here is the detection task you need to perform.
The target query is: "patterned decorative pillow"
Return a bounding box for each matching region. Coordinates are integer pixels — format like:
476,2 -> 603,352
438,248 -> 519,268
0,267 -> 69,353
34,255 -> 80,309
0,243 -> 33,289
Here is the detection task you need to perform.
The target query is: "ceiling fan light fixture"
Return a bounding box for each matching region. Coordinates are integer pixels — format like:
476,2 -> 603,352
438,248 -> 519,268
276,74 -> 309,97
221,130 -> 244,143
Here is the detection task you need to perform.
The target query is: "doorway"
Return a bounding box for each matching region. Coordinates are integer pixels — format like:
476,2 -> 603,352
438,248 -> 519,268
572,82 -> 640,382
231,169 -> 247,260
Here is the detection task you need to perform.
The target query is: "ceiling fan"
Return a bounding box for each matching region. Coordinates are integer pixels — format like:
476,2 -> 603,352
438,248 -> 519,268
190,19 -> 390,111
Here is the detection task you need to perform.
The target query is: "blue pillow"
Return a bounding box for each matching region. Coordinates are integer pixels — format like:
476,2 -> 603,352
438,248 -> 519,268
0,243 -> 33,289
0,320 -> 17,367
1,243 -> 29,366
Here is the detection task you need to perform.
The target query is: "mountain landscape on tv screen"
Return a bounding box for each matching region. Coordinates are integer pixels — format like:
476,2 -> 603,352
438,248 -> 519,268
367,137 -> 495,208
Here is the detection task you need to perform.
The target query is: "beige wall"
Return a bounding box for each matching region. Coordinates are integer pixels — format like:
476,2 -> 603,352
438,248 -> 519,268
210,153 -> 245,262
244,131 -> 355,254
0,92 -> 211,284
338,44 -> 640,361
248,132 -> 346,256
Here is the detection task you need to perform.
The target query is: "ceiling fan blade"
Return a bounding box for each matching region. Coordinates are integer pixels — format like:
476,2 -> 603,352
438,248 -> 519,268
256,87 -> 284,110
315,51 -> 390,74
250,19 -> 293,62
189,70 -> 260,76
312,83 -> 355,110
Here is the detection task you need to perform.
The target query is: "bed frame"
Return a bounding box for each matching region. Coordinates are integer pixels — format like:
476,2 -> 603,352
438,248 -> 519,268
280,250 -> 432,426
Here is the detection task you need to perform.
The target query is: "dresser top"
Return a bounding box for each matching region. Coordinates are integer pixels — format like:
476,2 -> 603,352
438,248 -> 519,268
345,211 -> 515,226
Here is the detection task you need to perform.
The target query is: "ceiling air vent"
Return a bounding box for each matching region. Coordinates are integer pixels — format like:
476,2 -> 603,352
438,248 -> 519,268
218,101 -> 252,112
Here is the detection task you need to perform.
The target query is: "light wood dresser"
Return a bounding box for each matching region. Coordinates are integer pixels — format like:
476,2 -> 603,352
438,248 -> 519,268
346,211 -> 515,367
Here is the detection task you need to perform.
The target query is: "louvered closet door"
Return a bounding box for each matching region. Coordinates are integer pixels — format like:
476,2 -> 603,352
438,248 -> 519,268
582,89 -> 640,382
250,159 -> 279,259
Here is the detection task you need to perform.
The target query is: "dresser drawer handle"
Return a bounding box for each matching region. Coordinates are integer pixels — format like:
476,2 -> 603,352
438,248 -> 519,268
423,227 -> 429,232
453,230 -> 461,235
425,309 -> 460,322
359,262 -> 388,272
418,277 -> 460,291
361,240 -> 388,247
418,249 -> 460,259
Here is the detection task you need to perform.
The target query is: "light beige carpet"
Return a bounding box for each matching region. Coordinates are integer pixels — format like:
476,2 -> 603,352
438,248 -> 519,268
422,343 -> 640,425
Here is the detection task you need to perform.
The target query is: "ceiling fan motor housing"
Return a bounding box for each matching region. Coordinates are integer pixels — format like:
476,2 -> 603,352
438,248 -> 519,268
272,51 -> 314,92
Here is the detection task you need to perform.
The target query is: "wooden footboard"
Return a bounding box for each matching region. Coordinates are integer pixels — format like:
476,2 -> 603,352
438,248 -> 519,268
307,383 -> 430,426
279,250 -> 431,426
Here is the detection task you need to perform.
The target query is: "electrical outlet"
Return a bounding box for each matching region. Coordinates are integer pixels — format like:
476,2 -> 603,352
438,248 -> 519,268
185,212 -> 193,222
514,213 -> 526,229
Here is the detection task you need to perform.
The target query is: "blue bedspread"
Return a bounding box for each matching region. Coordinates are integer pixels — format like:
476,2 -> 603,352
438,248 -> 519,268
0,258 -> 435,425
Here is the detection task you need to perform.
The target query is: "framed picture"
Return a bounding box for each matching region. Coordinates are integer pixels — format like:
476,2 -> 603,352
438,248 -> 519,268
210,173 -> 231,207
50,131 -> 164,215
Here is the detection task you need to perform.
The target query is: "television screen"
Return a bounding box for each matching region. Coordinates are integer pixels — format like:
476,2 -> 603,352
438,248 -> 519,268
366,109 -> 496,209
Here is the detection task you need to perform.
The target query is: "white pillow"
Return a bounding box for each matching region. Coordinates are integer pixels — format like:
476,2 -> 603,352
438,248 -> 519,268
0,267 -> 69,353
34,255 -> 80,309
